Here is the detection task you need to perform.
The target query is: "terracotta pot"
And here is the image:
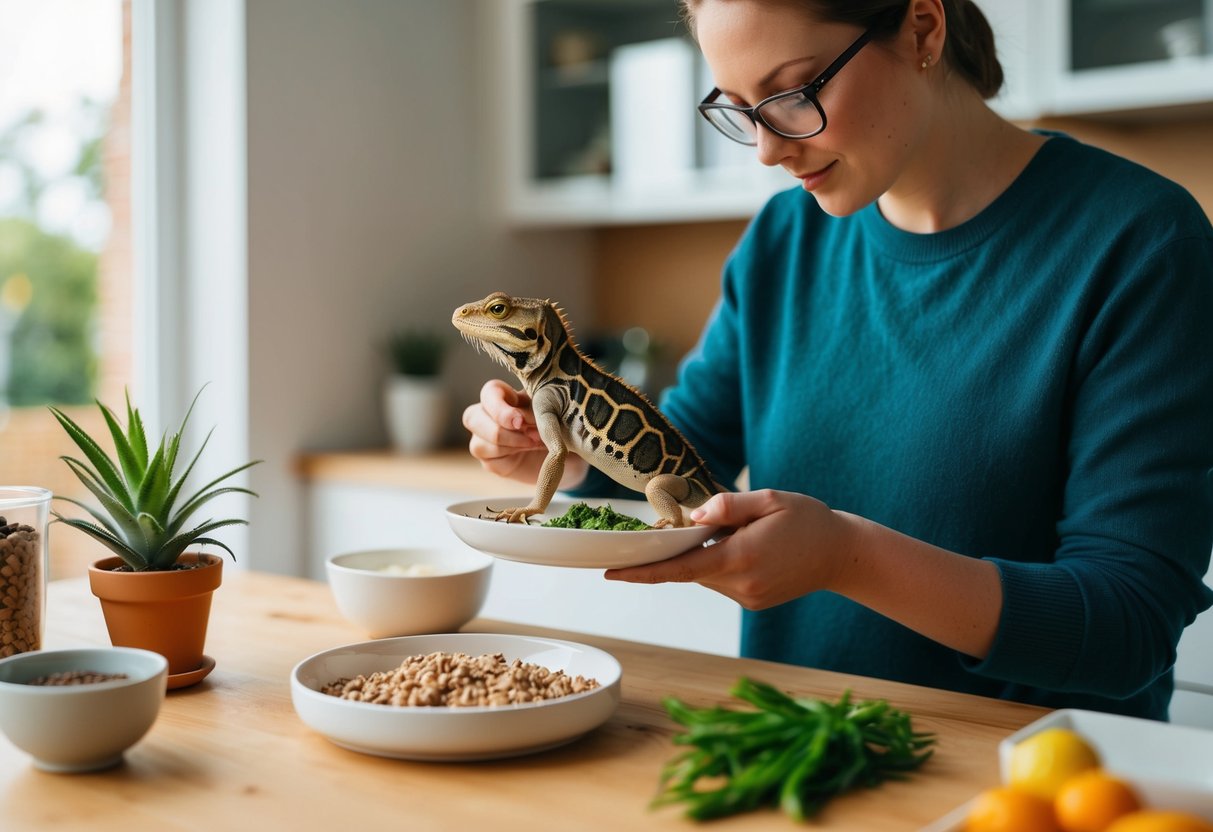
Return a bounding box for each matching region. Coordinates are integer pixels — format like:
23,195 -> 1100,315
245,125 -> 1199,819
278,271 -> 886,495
87,553 -> 222,675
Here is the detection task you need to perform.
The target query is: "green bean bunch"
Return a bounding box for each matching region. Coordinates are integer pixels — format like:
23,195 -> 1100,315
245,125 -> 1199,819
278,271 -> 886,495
653,678 -> 936,822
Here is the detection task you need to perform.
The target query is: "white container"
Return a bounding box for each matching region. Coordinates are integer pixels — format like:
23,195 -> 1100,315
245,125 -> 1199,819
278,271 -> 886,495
383,375 -> 449,454
0,487 -> 51,659
609,37 -> 698,192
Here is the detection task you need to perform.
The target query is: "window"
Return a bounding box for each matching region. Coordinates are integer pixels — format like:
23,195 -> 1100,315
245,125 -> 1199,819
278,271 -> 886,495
0,0 -> 130,579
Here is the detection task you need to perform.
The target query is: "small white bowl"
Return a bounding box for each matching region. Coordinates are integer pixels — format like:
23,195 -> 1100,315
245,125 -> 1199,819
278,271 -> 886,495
0,647 -> 168,773
326,547 -> 493,638
291,633 -> 622,761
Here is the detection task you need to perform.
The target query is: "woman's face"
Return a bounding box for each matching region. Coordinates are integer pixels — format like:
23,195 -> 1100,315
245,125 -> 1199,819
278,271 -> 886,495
694,0 -> 928,216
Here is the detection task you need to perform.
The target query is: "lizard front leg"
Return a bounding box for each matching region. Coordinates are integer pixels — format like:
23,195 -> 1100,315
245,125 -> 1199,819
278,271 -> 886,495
493,408 -> 567,524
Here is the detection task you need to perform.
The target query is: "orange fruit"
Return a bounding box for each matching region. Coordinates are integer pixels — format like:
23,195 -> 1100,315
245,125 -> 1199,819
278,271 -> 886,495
966,786 -> 1062,832
1104,810 -> 1213,832
1007,727 -> 1101,800
1054,770 -> 1141,832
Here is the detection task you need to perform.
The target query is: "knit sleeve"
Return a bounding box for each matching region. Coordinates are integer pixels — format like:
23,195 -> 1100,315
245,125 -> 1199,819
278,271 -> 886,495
964,233 -> 1213,697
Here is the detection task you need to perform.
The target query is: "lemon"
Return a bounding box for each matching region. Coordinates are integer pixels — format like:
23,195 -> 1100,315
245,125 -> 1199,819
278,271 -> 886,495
1006,727 -> 1101,800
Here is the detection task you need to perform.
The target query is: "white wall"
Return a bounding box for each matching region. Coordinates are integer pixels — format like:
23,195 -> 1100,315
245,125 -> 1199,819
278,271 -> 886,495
243,0 -> 592,574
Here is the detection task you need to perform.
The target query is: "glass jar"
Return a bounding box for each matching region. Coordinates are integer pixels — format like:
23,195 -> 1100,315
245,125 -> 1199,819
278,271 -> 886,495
0,487 -> 51,658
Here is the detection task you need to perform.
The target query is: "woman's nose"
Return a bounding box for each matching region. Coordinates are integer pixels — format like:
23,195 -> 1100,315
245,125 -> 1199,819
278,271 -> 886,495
754,123 -> 795,167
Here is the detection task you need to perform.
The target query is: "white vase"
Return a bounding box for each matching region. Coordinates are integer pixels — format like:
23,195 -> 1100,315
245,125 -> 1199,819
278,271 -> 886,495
384,375 -> 450,454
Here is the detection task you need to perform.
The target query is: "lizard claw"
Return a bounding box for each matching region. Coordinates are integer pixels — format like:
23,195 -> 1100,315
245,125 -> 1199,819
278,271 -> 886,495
490,506 -> 540,524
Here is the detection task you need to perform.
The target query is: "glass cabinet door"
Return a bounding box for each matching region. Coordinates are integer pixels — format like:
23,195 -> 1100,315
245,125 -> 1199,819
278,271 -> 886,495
1070,0 -> 1210,71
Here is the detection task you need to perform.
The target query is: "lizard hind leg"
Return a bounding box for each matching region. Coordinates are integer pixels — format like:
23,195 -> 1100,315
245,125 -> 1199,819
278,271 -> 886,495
644,474 -> 693,529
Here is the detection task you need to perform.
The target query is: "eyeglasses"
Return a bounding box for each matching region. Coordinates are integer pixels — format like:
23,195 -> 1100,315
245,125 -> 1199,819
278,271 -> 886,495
698,27 -> 875,146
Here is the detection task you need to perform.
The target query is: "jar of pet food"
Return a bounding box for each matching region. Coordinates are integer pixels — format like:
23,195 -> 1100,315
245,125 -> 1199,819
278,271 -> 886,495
0,487 -> 51,658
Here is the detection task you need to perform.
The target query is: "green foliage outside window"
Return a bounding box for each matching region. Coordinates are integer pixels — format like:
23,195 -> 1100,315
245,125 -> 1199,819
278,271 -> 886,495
0,102 -> 105,408
0,218 -> 98,405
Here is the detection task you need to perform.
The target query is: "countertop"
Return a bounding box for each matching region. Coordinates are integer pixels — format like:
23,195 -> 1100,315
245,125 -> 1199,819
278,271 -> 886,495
296,447 -> 520,493
0,572 -> 1048,831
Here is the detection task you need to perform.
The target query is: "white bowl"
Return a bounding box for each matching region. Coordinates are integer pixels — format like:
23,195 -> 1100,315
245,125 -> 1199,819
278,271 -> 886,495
291,633 -> 622,761
445,496 -> 719,569
0,647 -> 168,772
325,547 -> 493,638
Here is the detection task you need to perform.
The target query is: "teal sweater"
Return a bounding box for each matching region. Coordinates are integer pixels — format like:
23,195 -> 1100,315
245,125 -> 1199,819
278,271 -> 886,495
578,134 -> 1213,720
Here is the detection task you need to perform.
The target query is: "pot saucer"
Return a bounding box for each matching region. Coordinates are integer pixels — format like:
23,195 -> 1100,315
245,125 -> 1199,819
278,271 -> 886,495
167,654 -> 216,690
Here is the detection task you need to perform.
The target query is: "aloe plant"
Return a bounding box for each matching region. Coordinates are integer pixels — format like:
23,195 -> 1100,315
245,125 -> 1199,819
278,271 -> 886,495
49,389 -> 260,571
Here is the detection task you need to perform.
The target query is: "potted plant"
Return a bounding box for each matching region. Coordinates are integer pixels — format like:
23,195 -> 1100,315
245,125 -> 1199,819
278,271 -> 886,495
384,328 -> 450,454
49,389 -> 259,687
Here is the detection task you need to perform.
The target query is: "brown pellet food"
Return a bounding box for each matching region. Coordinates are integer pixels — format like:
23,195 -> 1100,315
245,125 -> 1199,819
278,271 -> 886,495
0,517 -> 42,659
321,650 -> 601,707
26,671 -> 130,686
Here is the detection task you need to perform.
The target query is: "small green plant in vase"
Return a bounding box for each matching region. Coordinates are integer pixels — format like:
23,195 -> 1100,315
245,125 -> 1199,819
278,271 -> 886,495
49,389 -> 260,686
384,328 -> 450,453
389,329 -> 448,378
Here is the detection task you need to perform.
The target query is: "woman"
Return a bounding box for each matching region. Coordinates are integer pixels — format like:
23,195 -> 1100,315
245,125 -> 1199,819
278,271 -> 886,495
462,0 -> 1213,720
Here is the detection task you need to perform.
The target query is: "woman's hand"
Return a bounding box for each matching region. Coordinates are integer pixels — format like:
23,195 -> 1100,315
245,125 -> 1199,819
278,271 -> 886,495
461,379 -> 589,488
604,489 -> 863,610
605,487 -> 1003,658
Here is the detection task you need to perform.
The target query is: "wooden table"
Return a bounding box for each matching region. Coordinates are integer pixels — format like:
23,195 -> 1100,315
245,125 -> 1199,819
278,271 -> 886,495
0,572 -> 1047,831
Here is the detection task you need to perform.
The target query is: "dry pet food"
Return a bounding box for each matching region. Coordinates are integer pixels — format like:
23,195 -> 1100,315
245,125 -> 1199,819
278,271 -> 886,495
0,516 -> 41,659
26,671 -> 130,686
322,650 -> 600,707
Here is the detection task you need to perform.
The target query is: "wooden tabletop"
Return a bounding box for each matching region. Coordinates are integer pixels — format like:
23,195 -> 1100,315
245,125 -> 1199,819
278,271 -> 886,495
0,572 -> 1047,831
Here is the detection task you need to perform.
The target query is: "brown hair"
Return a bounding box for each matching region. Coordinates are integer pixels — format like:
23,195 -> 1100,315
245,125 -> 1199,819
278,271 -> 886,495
679,0 -> 1004,99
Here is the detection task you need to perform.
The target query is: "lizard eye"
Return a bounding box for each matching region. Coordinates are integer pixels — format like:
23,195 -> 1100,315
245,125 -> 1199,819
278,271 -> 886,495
487,302 -> 509,318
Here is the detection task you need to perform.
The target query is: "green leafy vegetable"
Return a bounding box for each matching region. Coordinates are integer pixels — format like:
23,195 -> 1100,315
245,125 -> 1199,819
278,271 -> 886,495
541,502 -> 651,531
653,678 -> 935,822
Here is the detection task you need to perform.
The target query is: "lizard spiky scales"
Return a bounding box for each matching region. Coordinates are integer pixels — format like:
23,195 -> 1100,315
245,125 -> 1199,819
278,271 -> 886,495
453,292 -> 723,527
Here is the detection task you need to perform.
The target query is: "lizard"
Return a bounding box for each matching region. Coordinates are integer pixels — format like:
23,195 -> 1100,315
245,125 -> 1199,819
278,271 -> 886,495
452,291 -> 724,528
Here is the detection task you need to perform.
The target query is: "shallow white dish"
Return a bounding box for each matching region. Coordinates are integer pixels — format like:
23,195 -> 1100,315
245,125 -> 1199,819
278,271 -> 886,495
290,633 -> 622,761
922,708 -> 1213,830
326,547 -> 493,638
445,496 -> 718,569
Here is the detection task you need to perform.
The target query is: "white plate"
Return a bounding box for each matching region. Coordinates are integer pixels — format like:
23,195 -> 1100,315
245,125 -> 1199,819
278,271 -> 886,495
444,496 -> 718,569
922,708 -> 1213,830
290,633 -> 622,761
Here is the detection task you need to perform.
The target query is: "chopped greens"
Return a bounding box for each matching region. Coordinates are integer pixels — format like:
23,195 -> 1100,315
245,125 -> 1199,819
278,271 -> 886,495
653,678 -> 935,822
541,502 -> 651,531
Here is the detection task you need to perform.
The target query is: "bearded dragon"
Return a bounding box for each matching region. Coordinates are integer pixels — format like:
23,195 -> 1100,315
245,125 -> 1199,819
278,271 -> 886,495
452,292 -> 723,528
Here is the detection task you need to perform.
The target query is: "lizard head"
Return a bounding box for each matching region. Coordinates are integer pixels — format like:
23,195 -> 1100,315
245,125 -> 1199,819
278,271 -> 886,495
452,292 -> 563,387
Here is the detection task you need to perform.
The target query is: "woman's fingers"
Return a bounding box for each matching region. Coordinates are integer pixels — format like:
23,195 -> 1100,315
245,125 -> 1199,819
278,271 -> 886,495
603,537 -> 731,584
481,380 -> 536,431
691,489 -> 785,527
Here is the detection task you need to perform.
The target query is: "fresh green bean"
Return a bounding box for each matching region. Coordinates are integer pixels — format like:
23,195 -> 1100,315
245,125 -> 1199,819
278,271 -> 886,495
653,678 -> 935,822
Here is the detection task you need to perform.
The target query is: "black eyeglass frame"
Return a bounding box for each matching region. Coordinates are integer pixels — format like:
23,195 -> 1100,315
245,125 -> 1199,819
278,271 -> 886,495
697,26 -> 877,146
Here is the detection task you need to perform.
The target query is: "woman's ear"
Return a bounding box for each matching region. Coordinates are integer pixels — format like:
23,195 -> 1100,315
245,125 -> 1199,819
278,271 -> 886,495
905,0 -> 947,68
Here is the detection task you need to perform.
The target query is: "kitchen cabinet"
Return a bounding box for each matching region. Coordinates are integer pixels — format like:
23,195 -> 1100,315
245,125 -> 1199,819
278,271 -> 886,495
493,0 -> 1213,227
1041,0 -> 1213,115
495,0 -> 788,226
